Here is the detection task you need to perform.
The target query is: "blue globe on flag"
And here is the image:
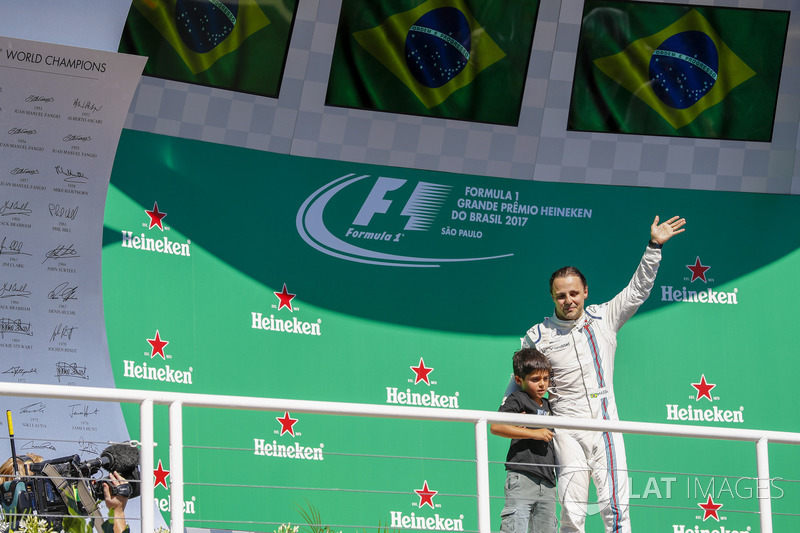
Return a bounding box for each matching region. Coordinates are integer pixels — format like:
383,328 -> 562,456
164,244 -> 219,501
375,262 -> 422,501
175,0 -> 239,53
649,31 -> 719,109
405,7 -> 471,89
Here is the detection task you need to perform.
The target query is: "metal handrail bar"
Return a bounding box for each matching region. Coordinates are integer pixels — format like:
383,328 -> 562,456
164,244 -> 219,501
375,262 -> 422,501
2,383 -> 798,443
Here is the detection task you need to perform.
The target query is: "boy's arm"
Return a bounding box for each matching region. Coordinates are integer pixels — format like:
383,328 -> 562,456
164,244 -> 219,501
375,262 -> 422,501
490,422 -> 553,442
493,394 -> 554,441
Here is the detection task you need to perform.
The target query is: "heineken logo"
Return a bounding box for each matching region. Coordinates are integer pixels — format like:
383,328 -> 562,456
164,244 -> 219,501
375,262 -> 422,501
147,329 -> 169,359
389,512 -> 464,532
686,257 -> 711,283
410,357 -> 434,385
415,480 -> 437,508
274,283 -> 296,311
153,459 -> 170,488
666,404 -> 743,424
123,329 -> 193,385
666,375 -> 743,424
155,495 -> 196,516
661,257 -> 738,305
387,357 -> 456,407
121,231 -> 191,256
145,202 -> 167,230
252,439 -> 324,461
122,361 -> 193,384
251,284 -> 322,336
698,496 -> 723,521
120,201 -> 191,256
276,412 -> 298,436
388,481 -> 464,531
671,526 -> 751,533
253,412 -> 324,461
386,387 -> 459,409
692,375 -> 716,401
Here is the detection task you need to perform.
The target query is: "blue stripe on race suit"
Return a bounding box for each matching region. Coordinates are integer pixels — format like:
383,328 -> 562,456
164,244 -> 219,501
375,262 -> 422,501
583,325 -> 606,388
525,324 -> 542,346
602,423 -> 622,532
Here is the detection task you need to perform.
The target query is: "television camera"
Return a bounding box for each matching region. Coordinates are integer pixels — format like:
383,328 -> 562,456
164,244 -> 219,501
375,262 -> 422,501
0,444 -> 141,530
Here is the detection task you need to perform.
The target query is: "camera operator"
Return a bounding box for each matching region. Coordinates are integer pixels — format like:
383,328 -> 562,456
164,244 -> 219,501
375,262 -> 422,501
101,471 -> 129,533
0,456 -> 130,533
0,454 -> 43,482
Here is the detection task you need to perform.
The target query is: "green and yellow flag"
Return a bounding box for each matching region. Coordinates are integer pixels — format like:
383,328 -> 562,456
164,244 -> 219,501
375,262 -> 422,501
569,1 -> 789,141
119,0 -> 298,97
327,0 -> 540,126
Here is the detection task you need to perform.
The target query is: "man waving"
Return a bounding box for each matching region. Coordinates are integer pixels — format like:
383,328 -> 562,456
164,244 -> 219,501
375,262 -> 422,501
521,215 -> 686,533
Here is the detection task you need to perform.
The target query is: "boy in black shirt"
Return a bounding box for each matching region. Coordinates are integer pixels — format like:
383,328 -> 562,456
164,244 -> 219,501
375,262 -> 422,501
491,347 -> 557,533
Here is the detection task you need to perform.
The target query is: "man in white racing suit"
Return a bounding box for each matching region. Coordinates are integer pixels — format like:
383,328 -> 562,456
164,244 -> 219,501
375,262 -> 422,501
520,215 -> 686,533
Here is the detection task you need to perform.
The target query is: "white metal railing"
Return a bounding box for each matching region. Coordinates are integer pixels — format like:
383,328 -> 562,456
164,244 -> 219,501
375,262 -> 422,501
1,382 -> 799,533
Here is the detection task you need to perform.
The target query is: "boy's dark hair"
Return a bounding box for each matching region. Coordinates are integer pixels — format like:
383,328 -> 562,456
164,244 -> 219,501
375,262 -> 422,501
513,347 -> 552,378
549,266 -> 587,294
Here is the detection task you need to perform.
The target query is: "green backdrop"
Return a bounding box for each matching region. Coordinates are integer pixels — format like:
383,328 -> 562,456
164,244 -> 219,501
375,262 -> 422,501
102,129 -> 800,532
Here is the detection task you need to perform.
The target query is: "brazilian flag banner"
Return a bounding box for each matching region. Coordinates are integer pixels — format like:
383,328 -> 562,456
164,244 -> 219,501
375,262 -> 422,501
326,0 -> 540,126
568,0 -> 789,141
119,0 -> 298,97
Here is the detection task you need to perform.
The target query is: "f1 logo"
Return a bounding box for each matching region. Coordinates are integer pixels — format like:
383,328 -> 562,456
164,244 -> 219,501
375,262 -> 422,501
353,177 -> 406,226
352,177 -> 451,231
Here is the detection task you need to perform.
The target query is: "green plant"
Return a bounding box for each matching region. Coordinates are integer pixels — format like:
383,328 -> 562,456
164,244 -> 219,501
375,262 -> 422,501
275,524 -> 299,533
295,500 -> 399,533
60,506 -> 128,533
10,515 -> 54,533
60,514 -> 92,533
295,500 -> 340,533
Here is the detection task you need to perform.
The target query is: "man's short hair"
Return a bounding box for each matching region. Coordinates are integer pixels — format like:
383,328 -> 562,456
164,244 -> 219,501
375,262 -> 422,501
513,347 -> 552,378
549,266 -> 587,294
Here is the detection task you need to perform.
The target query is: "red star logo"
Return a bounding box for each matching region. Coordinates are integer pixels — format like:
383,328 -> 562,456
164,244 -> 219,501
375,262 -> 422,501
692,374 -> 716,401
415,480 -> 437,509
274,284 -> 296,311
698,495 -> 723,521
276,412 -> 298,436
145,202 -> 167,230
147,330 -> 169,359
686,257 -> 711,283
153,460 -> 170,489
410,358 -> 433,385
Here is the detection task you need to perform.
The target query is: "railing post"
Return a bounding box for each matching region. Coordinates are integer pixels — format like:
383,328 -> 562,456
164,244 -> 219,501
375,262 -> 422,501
756,437 -> 772,533
474,418 -> 491,533
169,401 -> 184,533
140,399 -> 155,533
